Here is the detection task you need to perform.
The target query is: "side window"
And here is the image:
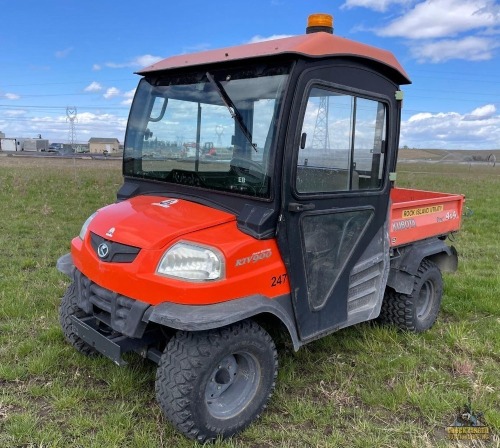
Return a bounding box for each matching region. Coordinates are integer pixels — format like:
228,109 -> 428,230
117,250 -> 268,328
296,87 -> 387,193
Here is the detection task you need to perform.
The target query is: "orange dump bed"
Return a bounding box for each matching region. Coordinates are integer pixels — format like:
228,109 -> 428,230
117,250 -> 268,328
389,188 -> 464,247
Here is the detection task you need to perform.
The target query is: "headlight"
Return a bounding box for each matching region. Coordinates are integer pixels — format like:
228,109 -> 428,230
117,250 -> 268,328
79,212 -> 98,240
157,242 -> 224,281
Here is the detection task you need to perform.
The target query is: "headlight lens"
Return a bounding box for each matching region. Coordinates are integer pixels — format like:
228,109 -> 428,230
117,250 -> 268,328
79,212 -> 98,240
157,242 -> 224,281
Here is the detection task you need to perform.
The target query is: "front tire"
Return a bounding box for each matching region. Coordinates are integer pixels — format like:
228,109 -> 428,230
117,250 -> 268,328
59,282 -> 97,356
380,259 -> 443,332
155,320 -> 278,442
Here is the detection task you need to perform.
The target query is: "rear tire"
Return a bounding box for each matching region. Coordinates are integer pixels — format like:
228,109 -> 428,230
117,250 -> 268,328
155,320 -> 278,442
59,282 -> 97,356
380,259 -> 443,332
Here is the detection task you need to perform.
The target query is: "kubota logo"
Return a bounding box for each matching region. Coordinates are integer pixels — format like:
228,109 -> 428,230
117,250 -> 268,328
152,199 -> 179,208
235,249 -> 272,267
97,243 -> 110,259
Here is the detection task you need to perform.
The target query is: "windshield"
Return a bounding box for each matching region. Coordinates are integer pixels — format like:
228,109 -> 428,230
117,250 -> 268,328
124,63 -> 290,198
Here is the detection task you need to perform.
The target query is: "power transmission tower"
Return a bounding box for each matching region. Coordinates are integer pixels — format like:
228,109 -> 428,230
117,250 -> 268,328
215,125 -> 224,146
311,96 -> 330,151
66,106 -> 78,148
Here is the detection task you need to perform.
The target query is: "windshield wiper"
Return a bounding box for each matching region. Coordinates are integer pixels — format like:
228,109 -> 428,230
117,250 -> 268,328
206,72 -> 257,152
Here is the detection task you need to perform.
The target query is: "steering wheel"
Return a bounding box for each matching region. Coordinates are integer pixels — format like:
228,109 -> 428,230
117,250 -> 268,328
230,157 -> 264,178
229,183 -> 257,195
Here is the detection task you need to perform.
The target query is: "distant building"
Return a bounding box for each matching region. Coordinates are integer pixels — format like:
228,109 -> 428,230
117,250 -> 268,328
0,137 -> 48,151
88,137 -> 120,154
23,138 -> 49,152
0,131 -> 5,139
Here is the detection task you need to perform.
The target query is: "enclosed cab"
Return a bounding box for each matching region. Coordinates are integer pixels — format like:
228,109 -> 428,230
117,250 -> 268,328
57,14 -> 462,442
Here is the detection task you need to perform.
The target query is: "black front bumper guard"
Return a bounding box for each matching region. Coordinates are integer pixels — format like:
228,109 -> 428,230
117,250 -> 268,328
70,314 -> 162,366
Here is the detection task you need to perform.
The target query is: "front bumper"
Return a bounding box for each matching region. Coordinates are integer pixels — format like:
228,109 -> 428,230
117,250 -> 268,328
57,254 -> 301,356
70,314 -> 161,366
58,254 -> 150,339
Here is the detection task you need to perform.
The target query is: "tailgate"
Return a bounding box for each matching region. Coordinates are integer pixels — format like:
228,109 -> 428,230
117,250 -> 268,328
389,188 -> 464,247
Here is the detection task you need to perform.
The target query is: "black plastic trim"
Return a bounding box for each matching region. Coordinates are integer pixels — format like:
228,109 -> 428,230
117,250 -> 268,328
70,315 -> 161,366
146,294 -> 301,350
72,269 -> 150,339
387,238 -> 458,294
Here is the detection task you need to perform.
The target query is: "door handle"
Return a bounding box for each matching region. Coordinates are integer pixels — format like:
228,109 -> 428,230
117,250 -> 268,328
288,202 -> 316,212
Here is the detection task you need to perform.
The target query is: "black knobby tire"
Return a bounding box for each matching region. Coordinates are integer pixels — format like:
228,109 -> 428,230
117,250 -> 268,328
379,259 -> 443,332
155,319 -> 278,442
59,282 -> 97,356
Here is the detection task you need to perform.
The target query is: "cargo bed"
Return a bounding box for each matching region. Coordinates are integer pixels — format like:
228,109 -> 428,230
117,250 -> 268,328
389,188 -> 464,247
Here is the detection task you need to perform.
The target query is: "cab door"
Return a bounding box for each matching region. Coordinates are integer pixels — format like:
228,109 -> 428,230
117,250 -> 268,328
279,73 -> 395,341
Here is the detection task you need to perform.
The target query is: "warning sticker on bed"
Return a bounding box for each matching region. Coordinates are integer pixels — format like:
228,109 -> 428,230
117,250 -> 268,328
401,204 -> 444,218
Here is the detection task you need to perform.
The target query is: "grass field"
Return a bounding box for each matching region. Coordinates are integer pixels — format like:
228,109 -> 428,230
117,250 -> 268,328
0,155 -> 498,447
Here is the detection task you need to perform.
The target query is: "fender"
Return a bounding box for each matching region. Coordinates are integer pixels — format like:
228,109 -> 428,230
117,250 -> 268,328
146,294 -> 301,351
387,237 -> 458,294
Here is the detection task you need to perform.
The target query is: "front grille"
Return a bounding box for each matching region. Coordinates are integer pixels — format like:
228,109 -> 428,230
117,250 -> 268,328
90,232 -> 140,263
74,269 -> 149,338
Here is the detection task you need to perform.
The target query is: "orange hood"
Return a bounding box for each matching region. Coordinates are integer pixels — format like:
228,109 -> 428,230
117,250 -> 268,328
88,196 -> 236,250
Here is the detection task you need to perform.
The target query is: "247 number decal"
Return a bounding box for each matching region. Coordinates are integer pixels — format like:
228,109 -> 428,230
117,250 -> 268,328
271,273 -> 287,287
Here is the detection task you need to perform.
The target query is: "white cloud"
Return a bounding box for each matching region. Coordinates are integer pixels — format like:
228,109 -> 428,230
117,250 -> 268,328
84,82 -> 103,92
411,35 -> 499,62
480,27 -> 500,35
5,93 -> 20,100
465,104 -> 496,120
378,0 -> 500,39
342,0 -> 411,12
247,34 -> 293,44
123,89 -> 136,99
4,109 -> 27,116
55,47 -> 74,58
120,89 -> 136,106
408,112 -> 435,122
105,54 -> 163,69
76,112 -> 127,139
402,104 -> 500,149
0,111 -> 127,142
76,112 -> 124,126
133,54 -> 163,67
92,64 -> 102,71
103,87 -> 120,99
344,0 -> 500,63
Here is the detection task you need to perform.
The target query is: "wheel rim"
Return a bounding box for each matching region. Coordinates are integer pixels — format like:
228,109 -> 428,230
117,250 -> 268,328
416,279 -> 435,319
205,352 -> 260,419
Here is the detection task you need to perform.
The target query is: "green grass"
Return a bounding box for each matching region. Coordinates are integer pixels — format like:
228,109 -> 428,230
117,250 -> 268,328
0,155 -> 499,447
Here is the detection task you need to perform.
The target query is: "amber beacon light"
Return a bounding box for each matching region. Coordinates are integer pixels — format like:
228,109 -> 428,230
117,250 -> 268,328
306,13 -> 334,34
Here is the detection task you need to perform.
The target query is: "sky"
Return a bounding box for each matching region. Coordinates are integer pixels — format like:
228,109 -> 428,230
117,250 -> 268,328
0,0 -> 499,150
